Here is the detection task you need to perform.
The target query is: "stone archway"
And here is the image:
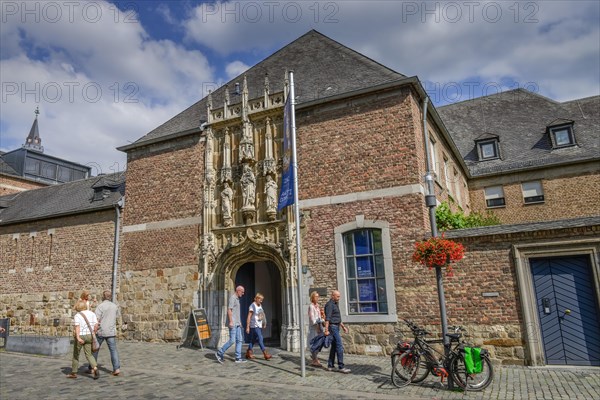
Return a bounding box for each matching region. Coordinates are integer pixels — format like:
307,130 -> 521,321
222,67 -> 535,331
205,231 -> 302,351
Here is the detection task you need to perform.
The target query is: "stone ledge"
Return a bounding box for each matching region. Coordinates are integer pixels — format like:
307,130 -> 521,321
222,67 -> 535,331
6,335 -> 71,357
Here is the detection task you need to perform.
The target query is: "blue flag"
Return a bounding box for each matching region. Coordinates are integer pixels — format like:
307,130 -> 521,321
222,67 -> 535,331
278,95 -> 294,210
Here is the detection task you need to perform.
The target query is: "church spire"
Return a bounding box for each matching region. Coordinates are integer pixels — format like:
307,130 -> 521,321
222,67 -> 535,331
24,106 -> 44,153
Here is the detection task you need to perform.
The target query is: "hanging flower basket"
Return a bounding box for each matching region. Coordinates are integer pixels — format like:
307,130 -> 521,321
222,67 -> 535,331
412,236 -> 465,276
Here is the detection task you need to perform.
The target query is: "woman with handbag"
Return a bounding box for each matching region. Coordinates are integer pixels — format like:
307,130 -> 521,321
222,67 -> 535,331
245,293 -> 272,360
67,300 -> 100,379
308,291 -> 324,367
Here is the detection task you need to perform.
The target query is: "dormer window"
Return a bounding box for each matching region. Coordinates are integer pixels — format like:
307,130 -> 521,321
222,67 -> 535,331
547,120 -> 575,149
479,140 -> 499,159
475,133 -> 500,161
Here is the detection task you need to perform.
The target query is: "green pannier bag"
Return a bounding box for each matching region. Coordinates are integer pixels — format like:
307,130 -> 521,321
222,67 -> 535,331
463,346 -> 483,374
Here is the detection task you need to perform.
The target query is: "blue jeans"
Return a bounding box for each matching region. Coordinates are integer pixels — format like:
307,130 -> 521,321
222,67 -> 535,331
93,335 -> 121,371
217,325 -> 243,360
328,325 -> 344,369
248,327 -> 265,352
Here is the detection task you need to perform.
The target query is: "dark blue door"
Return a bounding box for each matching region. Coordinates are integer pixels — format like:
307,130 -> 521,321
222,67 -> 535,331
531,256 -> 600,366
236,263 -> 255,343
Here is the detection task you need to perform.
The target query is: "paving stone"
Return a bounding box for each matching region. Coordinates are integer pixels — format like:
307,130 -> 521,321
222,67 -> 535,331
1,341 -> 598,399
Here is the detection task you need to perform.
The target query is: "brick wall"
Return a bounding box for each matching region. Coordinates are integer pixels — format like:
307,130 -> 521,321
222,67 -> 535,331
123,135 -> 204,226
296,88 -> 422,198
118,134 -> 204,340
440,224 -> 600,365
470,170 -> 600,224
0,210 -> 118,331
0,174 -> 47,196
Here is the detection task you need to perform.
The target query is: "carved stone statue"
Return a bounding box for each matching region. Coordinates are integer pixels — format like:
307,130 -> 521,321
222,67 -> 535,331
265,175 -> 278,212
241,165 -> 256,209
221,182 -> 233,226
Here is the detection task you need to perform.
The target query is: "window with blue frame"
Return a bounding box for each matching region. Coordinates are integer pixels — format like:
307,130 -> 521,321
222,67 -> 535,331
343,229 -> 387,314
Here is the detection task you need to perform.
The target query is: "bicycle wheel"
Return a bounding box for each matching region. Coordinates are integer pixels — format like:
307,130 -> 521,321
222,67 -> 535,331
391,351 -> 419,388
449,354 -> 494,391
410,355 -> 430,383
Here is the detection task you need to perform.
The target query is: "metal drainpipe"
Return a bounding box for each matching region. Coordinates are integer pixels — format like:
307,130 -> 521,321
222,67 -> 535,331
111,197 -> 124,303
421,97 -> 452,388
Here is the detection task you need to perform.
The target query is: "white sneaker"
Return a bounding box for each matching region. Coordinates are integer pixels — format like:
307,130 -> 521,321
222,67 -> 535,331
339,368 -> 351,374
235,359 -> 247,363
215,352 -> 224,364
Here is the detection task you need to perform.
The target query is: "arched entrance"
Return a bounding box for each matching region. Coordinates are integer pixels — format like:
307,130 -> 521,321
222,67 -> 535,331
236,261 -> 282,347
206,232 -> 302,351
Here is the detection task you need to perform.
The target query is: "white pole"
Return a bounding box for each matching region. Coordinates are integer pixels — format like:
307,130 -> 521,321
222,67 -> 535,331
289,71 -> 306,378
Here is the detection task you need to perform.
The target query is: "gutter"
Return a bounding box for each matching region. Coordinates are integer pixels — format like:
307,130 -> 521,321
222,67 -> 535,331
116,127 -> 201,153
111,197 -> 124,302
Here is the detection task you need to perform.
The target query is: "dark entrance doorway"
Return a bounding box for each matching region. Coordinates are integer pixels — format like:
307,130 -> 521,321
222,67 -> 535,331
235,261 -> 282,347
531,255 -> 600,366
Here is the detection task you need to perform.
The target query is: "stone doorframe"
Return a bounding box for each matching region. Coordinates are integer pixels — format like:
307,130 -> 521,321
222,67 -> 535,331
512,238 -> 600,366
207,234 -> 303,351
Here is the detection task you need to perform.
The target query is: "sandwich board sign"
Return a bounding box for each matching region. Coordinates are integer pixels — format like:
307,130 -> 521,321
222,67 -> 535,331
178,308 -> 211,350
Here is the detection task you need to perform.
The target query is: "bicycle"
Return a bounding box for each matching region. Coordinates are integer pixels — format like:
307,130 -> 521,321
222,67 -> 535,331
391,319 -> 494,391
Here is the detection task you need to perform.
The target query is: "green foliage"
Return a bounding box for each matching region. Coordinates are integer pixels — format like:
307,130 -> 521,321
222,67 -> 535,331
436,201 -> 500,231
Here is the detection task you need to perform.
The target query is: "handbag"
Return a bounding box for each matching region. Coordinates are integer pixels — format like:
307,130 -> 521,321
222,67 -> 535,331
80,312 -> 100,352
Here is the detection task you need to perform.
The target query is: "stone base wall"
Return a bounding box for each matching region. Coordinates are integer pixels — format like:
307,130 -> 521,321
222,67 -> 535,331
118,265 -> 199,342
340,322 -> 525,365
0,290 -> 103,337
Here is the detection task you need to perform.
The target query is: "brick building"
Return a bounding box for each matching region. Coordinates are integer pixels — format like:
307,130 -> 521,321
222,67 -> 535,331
1,31 -> 598,366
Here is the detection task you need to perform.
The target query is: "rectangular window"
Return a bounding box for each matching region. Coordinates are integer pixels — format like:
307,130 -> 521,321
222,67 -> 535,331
343,229 -> 387,314
550,126 -> 574,147
477,140 -> 499,160
443,156 -> 450,190
484,186 -> 505,208
58,166 -> 73,182
40,161 -> 57,179
429,137 -> 437,176
24,159 -> 40,175
522,181 -> 545,204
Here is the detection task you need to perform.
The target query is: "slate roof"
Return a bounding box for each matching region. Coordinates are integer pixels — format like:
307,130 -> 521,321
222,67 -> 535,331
437,89 -> 600,177
0,156 -> 20,176
443,216 -> 600,239
122,30 -> 404,150
0,172 -> 124,225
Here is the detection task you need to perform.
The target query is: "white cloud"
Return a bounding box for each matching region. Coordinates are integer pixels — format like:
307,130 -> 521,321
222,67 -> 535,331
182,1 -> 599,103
1,0 -> 598,177
0,0 -> 215,173
225,61 -> 250,79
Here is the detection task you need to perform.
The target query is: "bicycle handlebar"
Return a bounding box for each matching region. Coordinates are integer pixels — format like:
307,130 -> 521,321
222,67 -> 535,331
404,320 -> 467,337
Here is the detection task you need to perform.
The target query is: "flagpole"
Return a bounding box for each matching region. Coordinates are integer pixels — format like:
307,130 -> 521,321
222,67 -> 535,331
289,71 -> 306,378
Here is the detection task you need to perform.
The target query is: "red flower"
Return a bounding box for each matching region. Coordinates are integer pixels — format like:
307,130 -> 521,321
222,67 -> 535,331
412,236 -> 465,276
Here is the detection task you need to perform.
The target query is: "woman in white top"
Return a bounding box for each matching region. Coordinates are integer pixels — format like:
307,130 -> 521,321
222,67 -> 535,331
308,291 -> 324,367
245,293 -> 272,360
67,300 -> 99,379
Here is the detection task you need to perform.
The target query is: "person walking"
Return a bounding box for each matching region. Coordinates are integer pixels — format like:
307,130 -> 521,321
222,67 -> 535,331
215,285 -> 247,363
308,291 -> 324,367
67,300 -> 100,379
324,290 -> 351,374
245,293 -> 272,360
93,290 -> 121,376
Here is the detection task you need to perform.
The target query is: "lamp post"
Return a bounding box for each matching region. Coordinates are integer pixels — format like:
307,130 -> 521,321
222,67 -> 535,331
421,97 -> 453,389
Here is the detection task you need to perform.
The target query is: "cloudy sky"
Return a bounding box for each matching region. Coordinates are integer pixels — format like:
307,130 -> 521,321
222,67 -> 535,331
1,0 -> 598,174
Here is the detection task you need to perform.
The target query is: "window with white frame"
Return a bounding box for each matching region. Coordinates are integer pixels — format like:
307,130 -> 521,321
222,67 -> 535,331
334,219 -> 397,323
522,181 -> 544,204
443,156 -> 450,190
429,137 -> 438,177
484,186 -> 506,208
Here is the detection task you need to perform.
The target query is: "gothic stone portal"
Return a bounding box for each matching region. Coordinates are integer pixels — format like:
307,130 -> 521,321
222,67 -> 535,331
205,239 -> 303,352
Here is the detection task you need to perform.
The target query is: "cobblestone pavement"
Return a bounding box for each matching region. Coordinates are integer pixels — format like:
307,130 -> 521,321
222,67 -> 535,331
1,341 -> 599,399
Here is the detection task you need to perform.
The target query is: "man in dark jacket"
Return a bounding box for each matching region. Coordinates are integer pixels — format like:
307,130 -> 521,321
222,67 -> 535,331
324,290 -> 351,373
